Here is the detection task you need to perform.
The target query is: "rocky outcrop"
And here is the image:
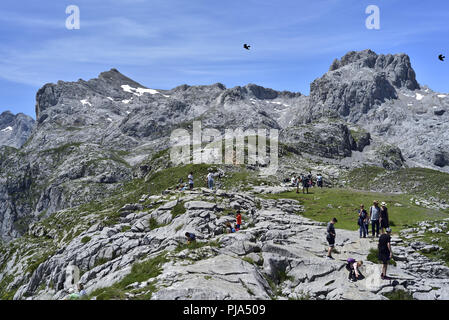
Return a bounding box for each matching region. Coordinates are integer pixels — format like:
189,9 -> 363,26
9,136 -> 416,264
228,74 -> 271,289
2,188 -> 448,301
0,111 -> 35,148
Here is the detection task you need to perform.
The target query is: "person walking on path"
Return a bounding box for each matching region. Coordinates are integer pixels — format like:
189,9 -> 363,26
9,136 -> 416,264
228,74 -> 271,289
358,204 -> 368,238
369,200 -> 381,237
188,172 -> 194,190
379,202 -> 389,234
378,227 -> 393,280
326,217 -> 338,259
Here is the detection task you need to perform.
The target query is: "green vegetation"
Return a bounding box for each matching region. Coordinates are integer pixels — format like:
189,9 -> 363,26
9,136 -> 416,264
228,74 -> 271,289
366,248 -> 396,266
89,253 -> 168,300
147,163 -> 212,194
261,188 -> 448,232
346,166 -> 449,204
171,201 -> 186,218
149,217 -> 167,230
174,240 -> 220,253
408,222 -> 449,267
121,225 -> 131,232
81,236 -> 91,244
383,289 -> 414,300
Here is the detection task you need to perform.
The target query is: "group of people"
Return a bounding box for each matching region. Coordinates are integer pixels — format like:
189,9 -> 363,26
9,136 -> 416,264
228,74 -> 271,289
289,172 -> 324,194
65,284 -> 87,300
175,170 -> 217,192
357,200 -> 389,238
326,214 -> 394,281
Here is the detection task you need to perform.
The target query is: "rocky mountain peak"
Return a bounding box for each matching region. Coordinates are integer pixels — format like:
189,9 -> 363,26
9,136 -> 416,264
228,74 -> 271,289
0,110 -> 35,148
328,49 -> 419,90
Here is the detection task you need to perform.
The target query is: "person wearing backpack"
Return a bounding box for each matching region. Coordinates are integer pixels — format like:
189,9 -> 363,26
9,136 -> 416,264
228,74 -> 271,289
302,174 -> 309,194
326,217 -> 338,259
346,258 -> 363,282
369,200 -> 381,237
358,204 -> 368,238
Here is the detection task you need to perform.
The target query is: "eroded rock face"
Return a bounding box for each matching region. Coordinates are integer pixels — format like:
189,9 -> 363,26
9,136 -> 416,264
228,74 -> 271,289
0,111 -> 35,149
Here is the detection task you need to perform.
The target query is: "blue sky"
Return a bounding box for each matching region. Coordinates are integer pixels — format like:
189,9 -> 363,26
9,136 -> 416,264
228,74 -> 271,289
0,0 -> 448,118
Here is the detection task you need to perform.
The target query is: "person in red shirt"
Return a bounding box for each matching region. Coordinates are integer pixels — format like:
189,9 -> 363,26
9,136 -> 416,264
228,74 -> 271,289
236,210 -> 242,231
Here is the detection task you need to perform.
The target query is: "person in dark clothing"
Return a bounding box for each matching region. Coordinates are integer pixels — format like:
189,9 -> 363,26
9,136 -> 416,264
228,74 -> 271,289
379,202 -> 389,234
346,259 -> 363,282
358,204 -> 368,238
326,218 -> 338,259
185,232 -> 196,244
378,228 -> 393,280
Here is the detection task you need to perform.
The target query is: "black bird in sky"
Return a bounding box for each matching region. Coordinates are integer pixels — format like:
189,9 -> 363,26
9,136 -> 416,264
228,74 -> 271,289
439,54 -> 445,61
243,44 -> 251,50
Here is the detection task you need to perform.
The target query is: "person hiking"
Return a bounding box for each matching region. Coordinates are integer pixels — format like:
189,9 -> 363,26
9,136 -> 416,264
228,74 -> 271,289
369,200 -> 381,237
188,172 -> 194,190
346,258 -> 363,282
235,210 -> 242,231
225,221 -> 236,233
206,171 -> 214,190
358,204 -> 368,238
379,202 -> 389,234
317,173 -> 323,188
185,232 -> 196,244
326,217 -> 338,259
308,172 -> 313,188
302,174 -> 309,194
378,227 -> 393,280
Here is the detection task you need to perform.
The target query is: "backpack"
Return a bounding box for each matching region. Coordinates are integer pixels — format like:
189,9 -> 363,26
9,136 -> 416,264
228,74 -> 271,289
190,233 -> 196,241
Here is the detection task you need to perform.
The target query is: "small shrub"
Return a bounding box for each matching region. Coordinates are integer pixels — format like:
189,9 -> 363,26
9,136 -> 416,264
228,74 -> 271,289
81,236 -> 91,244
383,289 -> 413,300
367,248 -> 396,266
171,202 -> 186,218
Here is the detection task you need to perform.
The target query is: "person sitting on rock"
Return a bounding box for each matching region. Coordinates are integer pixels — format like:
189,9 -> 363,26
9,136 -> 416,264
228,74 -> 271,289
185,232 -> 196,244
346,258 -> 363,282
225,221 -> 236,233
235,210 -> 242,231
78,284 -> 87,298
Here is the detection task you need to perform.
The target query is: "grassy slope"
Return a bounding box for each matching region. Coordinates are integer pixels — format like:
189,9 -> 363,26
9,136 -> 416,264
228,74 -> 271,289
261,188 -> 449,232
345,166 -> 449,203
